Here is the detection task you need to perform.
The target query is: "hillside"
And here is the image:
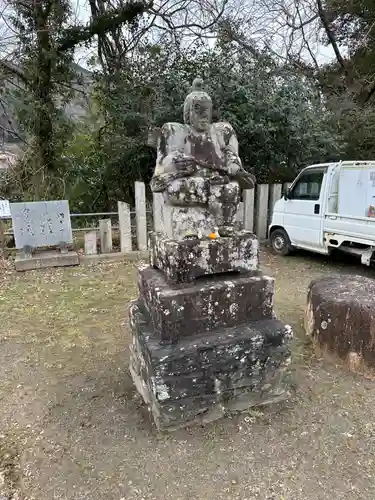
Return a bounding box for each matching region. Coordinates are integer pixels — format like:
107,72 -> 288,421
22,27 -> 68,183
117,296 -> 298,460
0,62 -> 93,149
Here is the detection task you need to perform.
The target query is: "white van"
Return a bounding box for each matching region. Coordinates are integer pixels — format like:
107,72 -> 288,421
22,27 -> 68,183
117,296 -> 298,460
269,161 -> 375,266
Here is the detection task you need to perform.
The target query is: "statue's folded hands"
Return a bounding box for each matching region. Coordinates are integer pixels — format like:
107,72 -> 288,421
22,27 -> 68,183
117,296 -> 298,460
173,155 -> 198,175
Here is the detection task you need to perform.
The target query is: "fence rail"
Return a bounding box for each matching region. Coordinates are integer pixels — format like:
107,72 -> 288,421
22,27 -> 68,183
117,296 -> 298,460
1,181 -> 290,254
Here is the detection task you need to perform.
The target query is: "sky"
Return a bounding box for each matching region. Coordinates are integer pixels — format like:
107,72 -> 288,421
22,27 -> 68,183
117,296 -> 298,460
0,0 -> 337,69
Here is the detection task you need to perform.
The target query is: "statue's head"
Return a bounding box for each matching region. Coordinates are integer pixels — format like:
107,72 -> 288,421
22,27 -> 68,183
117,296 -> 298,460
183,78 -> 212,132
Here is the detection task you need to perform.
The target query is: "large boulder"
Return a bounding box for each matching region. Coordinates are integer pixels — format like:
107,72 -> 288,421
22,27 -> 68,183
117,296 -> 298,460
305,275 -> 375,374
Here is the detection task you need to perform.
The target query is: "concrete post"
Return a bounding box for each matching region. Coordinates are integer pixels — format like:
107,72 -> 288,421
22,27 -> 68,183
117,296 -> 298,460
268,183 -> 282,227
99,219 -> 112,254
118,201 -> 132,252
243,188 -> 255,232
135,181 -> 147,251
255,184 -> 270,240
84,230 -> 98,255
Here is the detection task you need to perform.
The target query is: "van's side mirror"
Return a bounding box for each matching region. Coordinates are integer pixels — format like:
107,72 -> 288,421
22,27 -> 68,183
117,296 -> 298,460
283,188 -> 290,200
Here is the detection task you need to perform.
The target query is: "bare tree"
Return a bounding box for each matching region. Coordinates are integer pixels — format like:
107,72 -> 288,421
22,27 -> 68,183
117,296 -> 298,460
86,0 -> 237,72
221,0 -> 323,68
266,0 -> 375,105
0,0 -> 149,199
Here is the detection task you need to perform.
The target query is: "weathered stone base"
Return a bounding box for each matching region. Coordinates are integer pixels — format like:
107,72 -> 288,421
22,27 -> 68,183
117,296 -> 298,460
160,204 -> 234,241
129,300 -> 292,431
149,231 -> 259,283
305,275 -> 375,375
137,265 -> 275,343
15,250 -> 79,271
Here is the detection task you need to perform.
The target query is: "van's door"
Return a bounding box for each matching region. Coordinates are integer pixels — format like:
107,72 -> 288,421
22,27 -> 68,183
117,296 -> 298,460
283,167 -> 327,249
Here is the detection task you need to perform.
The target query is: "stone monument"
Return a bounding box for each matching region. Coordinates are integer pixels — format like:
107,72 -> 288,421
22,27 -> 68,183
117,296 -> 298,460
11,200 -> 79,271
129,79 -> 293,430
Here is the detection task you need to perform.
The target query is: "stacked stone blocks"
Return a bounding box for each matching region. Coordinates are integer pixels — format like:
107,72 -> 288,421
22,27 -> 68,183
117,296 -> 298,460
129,231 -> 293,430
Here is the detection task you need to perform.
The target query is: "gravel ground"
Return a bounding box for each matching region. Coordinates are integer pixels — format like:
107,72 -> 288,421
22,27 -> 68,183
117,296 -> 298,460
0,249 -> 375,500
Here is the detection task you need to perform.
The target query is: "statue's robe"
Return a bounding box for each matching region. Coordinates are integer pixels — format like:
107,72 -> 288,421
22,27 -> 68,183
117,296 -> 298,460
151,122 -> 245,238
151,122 -> 242,200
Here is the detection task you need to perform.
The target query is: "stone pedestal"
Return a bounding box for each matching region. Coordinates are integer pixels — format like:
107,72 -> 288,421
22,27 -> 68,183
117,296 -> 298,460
15,250 -> 79,271
129,231 -> 293,430
305,275 -> 375,376
149,230 -> 259,283
161,204 -> 227,240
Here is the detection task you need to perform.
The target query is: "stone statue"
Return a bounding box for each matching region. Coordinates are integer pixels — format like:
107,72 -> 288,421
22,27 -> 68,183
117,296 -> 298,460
130,79 -> 292,432
151,78 -> 255,239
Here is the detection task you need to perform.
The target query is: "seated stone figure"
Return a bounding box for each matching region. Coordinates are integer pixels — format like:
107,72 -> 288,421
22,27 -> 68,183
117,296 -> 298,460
151,78 -> 255,239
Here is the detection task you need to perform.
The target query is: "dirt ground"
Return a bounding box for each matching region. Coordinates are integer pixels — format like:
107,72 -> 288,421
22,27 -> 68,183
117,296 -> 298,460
1,249 -> 375,500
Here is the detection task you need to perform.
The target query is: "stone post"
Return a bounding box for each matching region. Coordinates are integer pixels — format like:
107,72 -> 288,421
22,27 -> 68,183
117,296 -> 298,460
135,181 -> 147,251
243,188 -> 254,232
234,202 -> 244,227
84,230 -> 97,255
268,183 -> 282,227
99,219 -> 112,254
118,201 -> 132,252
255,184 -> 270,240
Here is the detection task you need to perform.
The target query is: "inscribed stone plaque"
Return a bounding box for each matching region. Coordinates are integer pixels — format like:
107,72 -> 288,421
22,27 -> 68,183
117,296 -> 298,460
0,200 -> 11,219
10,200 -> 73,249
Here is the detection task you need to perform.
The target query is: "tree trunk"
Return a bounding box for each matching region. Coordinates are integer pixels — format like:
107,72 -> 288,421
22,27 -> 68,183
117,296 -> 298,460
33,0 -> 55,182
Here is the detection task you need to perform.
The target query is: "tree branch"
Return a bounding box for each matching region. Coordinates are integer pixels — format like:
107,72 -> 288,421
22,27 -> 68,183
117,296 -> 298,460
149,0 -> 228,33
0,59 -> 28,84
0,97 -> 28,144
316,0 -> 346,71
0,123 -> 28,145
57,1 -> 149,53
297,5 -> 319,71
286,14 -> 319,30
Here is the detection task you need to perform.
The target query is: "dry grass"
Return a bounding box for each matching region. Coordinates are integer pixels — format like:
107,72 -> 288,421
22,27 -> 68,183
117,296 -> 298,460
0,250 -> 375,500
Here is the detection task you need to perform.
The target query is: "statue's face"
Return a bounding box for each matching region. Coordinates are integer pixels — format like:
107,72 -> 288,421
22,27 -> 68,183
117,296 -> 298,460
190,98 -> 212,132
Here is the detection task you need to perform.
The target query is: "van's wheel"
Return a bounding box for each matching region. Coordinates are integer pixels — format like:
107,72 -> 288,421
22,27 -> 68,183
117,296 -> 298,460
270,229 -> 293,256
